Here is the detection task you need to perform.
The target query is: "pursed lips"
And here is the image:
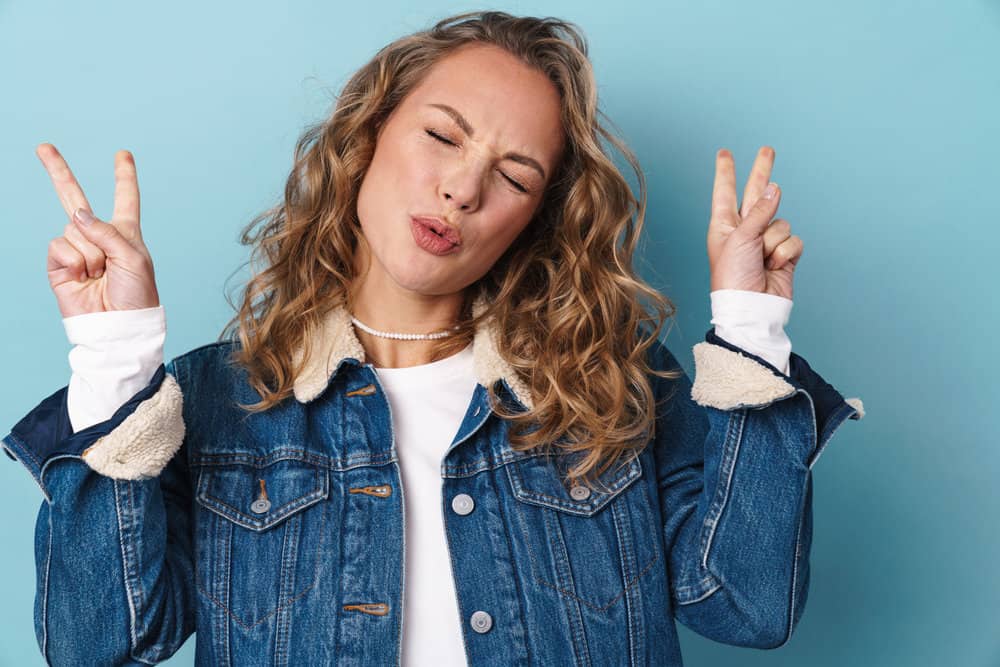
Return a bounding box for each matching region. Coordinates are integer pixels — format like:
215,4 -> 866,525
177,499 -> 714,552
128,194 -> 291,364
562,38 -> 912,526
411,215 -> 462,245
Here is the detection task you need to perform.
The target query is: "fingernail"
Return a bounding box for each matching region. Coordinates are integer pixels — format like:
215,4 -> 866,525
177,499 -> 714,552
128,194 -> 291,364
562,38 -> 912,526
74,208 -> 95,226
763,183 -> 777,200
93,269 -> 103,279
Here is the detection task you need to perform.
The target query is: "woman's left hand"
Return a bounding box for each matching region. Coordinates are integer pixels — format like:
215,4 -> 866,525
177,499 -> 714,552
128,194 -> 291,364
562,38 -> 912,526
706,146 -> 803,300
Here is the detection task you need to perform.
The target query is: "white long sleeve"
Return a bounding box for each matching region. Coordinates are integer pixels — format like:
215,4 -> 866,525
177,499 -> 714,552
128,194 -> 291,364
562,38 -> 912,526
63,305 -> 166,434
710,289 -> 793,375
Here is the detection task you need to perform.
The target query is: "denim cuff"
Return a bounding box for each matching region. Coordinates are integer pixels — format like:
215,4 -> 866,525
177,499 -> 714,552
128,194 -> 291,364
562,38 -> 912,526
1,364 -> 181,500
699,327 -> 864,441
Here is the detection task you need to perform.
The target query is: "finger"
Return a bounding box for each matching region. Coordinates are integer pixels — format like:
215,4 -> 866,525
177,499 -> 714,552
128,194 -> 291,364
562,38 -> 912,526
48,236 -> 89,283
63,221 -> 107,278
36,143 -> 94,221
740,146 -> 775,219
766,234 -> 804,271
711,149 -> 739,226
740,182 -> 781,238
111,150 -> 141,238
72,208 -> 137,260
762,218 -> 792,261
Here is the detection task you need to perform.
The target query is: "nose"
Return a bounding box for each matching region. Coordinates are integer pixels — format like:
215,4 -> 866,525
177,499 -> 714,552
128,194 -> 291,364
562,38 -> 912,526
440,167 -> 482,212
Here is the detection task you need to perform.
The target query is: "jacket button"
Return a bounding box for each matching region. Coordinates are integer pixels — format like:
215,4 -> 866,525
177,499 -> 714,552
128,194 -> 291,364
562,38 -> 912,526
569,485 -> 591,500
251,498 -> 271,514
451,493 -> 475,515
469,610 -> 493,633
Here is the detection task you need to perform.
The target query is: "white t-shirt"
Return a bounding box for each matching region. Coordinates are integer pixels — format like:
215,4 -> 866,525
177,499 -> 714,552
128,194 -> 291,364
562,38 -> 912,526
374,343 -> 476,666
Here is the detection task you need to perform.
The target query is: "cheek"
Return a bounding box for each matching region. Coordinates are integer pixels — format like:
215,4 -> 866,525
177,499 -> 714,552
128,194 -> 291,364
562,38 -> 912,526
478,211 -> 533,258
395,140 -> 438,188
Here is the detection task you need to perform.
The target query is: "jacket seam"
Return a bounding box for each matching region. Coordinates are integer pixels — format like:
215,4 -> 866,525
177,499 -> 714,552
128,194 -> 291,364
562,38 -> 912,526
700,409 -> 745,570
112,479 -> 142,660
778,475 -> 809,648
41,503 -> 51,664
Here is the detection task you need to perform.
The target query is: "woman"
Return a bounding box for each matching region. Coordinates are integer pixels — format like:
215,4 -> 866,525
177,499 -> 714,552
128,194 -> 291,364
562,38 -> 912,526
4,10 -> 863,666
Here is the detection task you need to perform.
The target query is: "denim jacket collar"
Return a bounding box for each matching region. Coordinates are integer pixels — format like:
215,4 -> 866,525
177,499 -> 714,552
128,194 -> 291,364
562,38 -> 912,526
290,295 -> 535,410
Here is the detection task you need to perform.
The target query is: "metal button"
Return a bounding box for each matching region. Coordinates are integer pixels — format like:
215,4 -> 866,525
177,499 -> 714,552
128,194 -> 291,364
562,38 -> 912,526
569,484 -> 591,501
470,610 -> 493,633
451,493 -> 475,515
251,498 -> 271,513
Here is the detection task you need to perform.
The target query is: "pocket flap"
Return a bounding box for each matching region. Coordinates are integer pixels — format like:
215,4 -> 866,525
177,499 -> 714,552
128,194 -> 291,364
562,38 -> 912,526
506,451 -> 641,517
195,458 -> 329,531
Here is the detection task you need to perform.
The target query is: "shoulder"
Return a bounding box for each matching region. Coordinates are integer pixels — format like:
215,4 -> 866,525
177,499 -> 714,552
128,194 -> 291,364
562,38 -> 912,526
167,340 -> 240,380
165,340 -> 262,412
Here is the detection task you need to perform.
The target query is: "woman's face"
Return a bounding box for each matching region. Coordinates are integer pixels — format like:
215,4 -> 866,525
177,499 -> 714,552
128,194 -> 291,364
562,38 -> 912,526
354,42 -> 565,298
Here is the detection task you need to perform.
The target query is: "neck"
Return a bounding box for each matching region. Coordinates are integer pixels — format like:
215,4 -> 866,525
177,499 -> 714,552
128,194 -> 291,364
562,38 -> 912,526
348,264 -> 465,369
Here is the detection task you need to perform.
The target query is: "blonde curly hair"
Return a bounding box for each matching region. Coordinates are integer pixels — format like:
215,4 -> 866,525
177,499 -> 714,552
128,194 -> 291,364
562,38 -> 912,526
219,10 -> 682,490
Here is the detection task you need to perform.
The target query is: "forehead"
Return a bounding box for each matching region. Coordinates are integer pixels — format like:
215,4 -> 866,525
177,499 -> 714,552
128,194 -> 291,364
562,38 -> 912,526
403,43 -> 564,162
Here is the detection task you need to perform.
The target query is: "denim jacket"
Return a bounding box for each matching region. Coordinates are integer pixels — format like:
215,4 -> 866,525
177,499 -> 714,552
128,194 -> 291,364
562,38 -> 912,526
2,301 -> 864,666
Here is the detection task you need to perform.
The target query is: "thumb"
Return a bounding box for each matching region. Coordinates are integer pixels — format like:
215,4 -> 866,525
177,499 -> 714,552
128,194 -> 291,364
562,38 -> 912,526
72,207 -> 135,259
740,182 -> 781,238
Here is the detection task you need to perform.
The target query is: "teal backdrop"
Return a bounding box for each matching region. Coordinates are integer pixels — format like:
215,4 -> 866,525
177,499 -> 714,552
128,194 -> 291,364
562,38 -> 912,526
1,1 -> 997,665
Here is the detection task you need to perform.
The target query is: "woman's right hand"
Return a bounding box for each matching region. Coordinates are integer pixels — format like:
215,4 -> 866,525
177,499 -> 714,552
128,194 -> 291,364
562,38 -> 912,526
39,143 -> 161,318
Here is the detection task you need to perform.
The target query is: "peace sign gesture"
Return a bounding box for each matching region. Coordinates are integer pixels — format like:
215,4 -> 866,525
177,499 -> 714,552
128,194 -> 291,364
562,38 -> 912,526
707,147 -> 803,300
38,143 -> 160,318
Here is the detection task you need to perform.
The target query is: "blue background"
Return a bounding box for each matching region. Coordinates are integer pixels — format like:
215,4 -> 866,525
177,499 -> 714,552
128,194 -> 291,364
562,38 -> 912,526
1,1 -> 997,665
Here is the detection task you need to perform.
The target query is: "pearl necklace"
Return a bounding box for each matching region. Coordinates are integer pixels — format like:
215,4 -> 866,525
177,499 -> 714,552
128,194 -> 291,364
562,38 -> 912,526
350,315 -> 457,340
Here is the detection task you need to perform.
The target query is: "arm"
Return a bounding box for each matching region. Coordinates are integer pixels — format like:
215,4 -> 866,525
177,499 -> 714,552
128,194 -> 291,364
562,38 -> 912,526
2,314 -> 194,665
709,288 -> 792,376
651,332 -> 863,648
64,304 -> 167,433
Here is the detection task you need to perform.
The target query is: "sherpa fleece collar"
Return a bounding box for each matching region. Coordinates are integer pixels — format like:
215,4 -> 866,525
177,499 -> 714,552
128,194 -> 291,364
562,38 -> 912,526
290,296 -> 535,409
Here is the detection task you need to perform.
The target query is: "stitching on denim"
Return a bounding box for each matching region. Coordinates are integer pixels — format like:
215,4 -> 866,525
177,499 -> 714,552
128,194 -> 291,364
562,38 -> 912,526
396,457 -> 406,664
190,448 -> 395,471
195,496 -> 328,631
196,466 -> 327,530
506,456 -> 640,515
41,502 -> 51,662
196,575 -> 320,631
810,392 -> 861,470
129,481 -> 148,611
700,410 -> 745,570
508,470 -> 660,612
274,510 -> 300,666
777,479 -> 808,648
564,588 -> 591,667
488,466 -> 534,666
672,577 -> 723,605
216,503 -> 233,667
112,479 -> 142,656
611,499 -> 638,667
6,432 -> 40,467
441,404 -> 493,461
201,486 -> 325,528
2,436 -> 53,502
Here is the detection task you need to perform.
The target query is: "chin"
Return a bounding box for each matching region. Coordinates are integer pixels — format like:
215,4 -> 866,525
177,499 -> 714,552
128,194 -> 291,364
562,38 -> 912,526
388,265 -> 452,296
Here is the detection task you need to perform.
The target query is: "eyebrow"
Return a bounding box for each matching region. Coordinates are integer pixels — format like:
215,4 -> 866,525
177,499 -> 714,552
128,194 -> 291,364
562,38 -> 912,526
427,103 -> 547,180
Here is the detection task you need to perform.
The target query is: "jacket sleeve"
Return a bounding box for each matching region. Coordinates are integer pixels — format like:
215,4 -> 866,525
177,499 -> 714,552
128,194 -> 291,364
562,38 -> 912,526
652,327 -> 865,649
1,358 -> 194,666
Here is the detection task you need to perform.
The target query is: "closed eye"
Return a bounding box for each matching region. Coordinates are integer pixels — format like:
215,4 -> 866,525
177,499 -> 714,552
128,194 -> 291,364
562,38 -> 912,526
426,128 -> 529,194
501,173 -> 528,193
426,129 -> 456,146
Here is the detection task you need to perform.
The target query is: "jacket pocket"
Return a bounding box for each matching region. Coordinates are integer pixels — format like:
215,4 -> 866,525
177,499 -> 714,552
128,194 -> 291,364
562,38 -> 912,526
193,457 -> 330,629
505,451 -> 659,611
